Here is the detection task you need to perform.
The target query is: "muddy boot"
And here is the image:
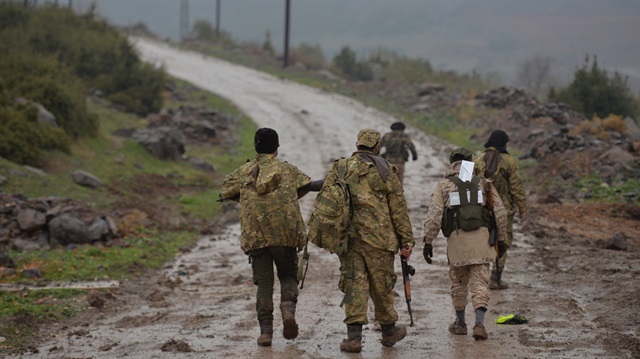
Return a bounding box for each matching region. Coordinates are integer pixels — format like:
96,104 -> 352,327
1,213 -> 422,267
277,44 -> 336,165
380,323 -> 407,347
489,270 -> 509,290
280,301 -> 298,340
448,321 -> 468,335
257,319 -> 273,346
340,324 -> 362,353
472,324 -> 488,340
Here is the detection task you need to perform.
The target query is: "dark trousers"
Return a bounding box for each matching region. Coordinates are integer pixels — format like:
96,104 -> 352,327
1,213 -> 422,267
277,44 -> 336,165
249,246 -> 299,321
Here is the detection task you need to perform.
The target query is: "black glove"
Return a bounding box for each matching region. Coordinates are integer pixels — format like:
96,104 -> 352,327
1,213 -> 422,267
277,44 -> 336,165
413,155 -> 418,161
423,243 -> 433,264
497,241 -> 507,259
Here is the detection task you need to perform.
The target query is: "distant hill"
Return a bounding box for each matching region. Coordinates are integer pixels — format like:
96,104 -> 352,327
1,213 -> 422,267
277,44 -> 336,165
90,0 -> 639,94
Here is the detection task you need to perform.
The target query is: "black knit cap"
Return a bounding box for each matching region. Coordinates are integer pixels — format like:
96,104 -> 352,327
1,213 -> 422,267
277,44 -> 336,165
254,128 -> 279,154
391,121 -> 406,131
485,130 -> 509,153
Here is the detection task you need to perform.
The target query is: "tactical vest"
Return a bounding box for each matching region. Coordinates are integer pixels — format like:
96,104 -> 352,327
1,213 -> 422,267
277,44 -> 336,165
441,175 -> 491,237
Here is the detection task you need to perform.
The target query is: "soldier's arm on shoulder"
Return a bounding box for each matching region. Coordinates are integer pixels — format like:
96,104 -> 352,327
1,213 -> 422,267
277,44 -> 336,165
423,184 -> 445,244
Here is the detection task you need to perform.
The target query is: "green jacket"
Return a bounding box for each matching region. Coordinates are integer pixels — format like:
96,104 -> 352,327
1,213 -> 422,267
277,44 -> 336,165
221,154 -> 311,253
474,147 -> 527,217
324,150 -> 414,252
380,130 -> 417,162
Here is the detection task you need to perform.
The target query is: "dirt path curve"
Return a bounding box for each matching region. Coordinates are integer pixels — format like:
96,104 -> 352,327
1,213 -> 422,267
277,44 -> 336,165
17,39 -> 636,359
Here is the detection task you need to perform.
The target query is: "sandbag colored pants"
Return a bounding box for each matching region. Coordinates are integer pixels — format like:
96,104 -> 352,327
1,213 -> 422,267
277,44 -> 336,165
449,263 -> 491,311
340,240 -> 398,325
387,157 -> 406,184
249,246 -> 298,321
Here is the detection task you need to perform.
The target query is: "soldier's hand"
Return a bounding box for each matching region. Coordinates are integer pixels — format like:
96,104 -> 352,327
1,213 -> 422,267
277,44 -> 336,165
412,155 -> 418,161
497,241 -> 507,259
401,244 -> 412,259
423,243 -> 433,264
519,211 -> 528,225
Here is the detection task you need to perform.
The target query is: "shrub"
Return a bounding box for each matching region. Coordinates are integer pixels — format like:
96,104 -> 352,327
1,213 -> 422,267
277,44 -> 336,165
291,43 -> 325,70
333,46 -> 373,82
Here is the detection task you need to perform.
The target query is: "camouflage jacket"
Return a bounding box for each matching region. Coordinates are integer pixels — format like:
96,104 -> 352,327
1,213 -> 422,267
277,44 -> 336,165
324,150 -> 414,252
474,147 -> 527,217
221,154 -> 311,253
380,130 -> 417,163
423,161 -> 508,267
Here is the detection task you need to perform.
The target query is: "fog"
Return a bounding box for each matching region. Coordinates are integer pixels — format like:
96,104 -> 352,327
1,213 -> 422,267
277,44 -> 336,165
88,0 -> 639,91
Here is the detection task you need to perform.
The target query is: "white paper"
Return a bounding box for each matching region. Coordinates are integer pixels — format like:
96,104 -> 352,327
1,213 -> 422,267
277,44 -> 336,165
458,160 -> 475,182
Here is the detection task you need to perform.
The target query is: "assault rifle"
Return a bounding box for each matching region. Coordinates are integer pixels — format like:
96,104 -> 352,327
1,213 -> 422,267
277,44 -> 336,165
400,245 -> 415,327
484,180 -> 502,286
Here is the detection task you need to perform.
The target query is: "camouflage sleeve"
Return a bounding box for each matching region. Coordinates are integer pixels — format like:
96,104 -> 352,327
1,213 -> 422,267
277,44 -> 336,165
491,184 -> 508,242
291,165 -> 312,189
405,136 -> 418,159
423,181 -> 445,244
509,160 -> 527,217
387,168 -> 414,248
221,166 -> 243,200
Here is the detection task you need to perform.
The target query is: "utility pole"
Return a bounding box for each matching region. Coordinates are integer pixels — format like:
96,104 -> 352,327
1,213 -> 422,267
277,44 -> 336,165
180,0 -> 189,41
283,0 -> 290,67
216,0 -> 221,38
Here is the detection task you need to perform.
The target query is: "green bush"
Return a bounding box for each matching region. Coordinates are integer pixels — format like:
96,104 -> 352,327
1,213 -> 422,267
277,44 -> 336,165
549,55 -> 638,119
333,46 -> 373,82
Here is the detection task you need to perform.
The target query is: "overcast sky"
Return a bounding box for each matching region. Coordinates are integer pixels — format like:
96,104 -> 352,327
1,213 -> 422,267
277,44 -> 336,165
89,0 -> 639,90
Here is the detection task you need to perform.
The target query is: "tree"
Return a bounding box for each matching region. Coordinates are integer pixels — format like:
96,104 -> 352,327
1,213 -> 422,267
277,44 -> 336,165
549,55 -> 638,119
332,46 -> 373,82
515,55 -> 554,95
192,19 -> 215,42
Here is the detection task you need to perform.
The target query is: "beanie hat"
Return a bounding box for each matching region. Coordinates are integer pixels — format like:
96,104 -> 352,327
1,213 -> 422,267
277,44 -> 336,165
391,122 -> 406,131
254,128 -> 279,154
485,130 -> 509,154
449,147 -> 473,164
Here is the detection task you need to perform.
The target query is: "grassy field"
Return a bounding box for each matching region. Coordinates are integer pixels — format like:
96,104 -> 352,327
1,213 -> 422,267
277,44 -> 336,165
0,78 -> 256,352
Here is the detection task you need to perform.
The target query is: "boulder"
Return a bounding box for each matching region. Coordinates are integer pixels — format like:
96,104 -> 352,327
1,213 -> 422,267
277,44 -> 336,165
49,214 -> 90,245
72,170 -> 105,188
17,208 -> 47,232
133,126 -> 185,161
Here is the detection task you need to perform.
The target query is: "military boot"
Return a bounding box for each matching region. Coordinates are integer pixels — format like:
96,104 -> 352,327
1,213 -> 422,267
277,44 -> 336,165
489,270 -> 509,290
280,301 -> 298,339
380,322 -> 407,347
448,321 -> 468,335
472,324 -> 488,340
340,324 -> 363,353
257,319 -> 273,346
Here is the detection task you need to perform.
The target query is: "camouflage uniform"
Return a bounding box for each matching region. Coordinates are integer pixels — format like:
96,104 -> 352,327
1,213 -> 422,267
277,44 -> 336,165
474,147 -> 527,272
221,153 -> 311,321
423,161 -> 507,312
380,130 -> 417,184
324,133 -> 414,326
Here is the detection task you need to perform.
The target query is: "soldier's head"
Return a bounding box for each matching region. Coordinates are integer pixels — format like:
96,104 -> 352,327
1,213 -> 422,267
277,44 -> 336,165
254,128 -> 279,154
356,128 -> 381,153
449,147 -> 473,164
390,122 -> 406,131
485,130 -> 509,150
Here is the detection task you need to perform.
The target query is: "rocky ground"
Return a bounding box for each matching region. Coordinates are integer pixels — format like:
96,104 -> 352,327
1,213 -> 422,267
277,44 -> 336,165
3,38 -> 639,358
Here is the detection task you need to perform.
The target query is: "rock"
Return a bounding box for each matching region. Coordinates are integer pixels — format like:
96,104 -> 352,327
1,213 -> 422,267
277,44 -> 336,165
21,268 -> 43,278
72,170 -> 105,188
89,216 -> 118,242
133,126 -> 185,161
605,232 -> 627,251
0,253 -> 16,268
13,237 -> 45,251
112,127 -> 136,138
0,176 -> 6,185
417,83 -> 446,96
23,166 -> 48,176
185,156 -> 215,172
49,214 -> 90,245
17,208 -> 47,232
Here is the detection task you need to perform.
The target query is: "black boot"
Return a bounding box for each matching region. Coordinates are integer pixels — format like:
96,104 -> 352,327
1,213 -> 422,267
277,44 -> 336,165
257,319 -> 273,346
280,301 -> 298,339
340,324 -> 363,353
380,322 -> 407,347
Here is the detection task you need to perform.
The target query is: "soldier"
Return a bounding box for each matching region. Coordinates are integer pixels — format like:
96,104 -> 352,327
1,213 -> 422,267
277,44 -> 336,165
220,128 -> 322,346
379,121 -> 418,184
474,130 -> 528,290
322,128 -> 414,353
422,148 -> 507,340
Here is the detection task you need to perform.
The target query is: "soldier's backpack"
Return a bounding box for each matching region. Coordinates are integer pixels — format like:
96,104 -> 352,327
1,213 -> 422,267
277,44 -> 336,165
308,158 -> 353,256
441,175 -> 490,237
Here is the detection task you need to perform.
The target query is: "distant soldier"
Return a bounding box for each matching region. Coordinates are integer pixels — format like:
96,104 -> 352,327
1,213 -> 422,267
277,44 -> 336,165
474,130 -> 527,290
220,128 -> 322,346
422,147 -> 508,340
322,128 -> 414,353
380,121 -> 418,184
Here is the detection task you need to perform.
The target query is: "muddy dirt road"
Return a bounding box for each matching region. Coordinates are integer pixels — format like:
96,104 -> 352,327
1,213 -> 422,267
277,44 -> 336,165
17,39 -> 638,358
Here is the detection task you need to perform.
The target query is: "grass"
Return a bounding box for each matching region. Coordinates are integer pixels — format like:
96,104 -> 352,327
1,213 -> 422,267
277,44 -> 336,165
0,76 -> 256,352
574,174 -> 640,203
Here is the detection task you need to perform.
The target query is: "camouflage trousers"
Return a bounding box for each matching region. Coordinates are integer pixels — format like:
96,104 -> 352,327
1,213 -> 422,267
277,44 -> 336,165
339,240 -> 398,325
494,212 -> 515,272
249,246 -> 299,321
449,263 -> 491,311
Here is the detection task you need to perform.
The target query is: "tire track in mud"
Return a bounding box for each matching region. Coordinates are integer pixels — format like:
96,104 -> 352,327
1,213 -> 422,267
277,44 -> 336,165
15,39 -> 635,359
